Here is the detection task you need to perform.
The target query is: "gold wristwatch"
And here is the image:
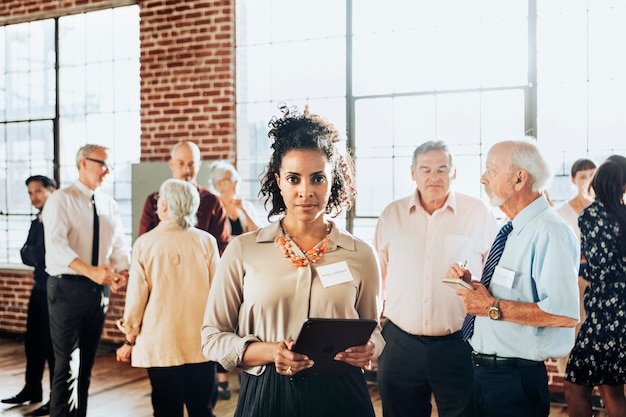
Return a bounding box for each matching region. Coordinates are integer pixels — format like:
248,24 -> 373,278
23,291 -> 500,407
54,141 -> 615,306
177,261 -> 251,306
488,298 -> 501,320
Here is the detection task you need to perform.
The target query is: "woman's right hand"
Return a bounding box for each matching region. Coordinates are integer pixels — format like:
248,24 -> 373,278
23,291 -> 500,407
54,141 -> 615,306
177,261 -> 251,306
116,344 -> 132,363
273,338 -> 314,376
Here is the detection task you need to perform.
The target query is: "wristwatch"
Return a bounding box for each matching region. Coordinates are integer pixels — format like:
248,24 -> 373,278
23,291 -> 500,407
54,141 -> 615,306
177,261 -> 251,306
488,298 -> 501,320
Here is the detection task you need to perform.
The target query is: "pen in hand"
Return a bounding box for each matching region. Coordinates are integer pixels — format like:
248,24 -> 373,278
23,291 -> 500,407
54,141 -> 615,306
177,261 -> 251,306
460,260 -> 471,284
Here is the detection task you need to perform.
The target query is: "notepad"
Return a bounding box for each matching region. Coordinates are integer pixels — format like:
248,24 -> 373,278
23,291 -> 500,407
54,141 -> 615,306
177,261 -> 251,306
442,277 -> 475,290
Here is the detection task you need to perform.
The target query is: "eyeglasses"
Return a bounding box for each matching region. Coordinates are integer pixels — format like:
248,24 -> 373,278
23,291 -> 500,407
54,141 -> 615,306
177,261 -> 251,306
86,157 -> 112,171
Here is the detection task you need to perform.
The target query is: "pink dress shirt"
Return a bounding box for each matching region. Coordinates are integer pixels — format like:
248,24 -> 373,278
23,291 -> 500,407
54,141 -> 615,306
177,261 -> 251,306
374,190 -> 497,336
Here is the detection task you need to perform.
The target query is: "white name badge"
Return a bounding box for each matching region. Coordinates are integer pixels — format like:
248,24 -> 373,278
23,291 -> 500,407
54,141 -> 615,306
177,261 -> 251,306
491,266 -> 516,289
317,261 -> 354,288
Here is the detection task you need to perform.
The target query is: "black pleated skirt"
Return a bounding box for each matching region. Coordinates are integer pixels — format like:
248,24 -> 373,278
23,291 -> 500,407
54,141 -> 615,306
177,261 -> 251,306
234,364 -> 375,417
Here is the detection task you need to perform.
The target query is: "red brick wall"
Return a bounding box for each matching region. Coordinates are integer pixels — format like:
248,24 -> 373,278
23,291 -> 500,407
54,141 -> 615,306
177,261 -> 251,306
139,0 -> 236,162
0,270 -> 33,332
0,0 -> 236,344
0,270 -> 125,343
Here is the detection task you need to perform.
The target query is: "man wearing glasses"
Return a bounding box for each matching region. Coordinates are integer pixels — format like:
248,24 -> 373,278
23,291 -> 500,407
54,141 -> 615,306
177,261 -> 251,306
42,144 -> 131,417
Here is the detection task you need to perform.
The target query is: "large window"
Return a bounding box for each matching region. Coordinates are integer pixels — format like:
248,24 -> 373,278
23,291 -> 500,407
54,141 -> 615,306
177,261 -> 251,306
0,5 -> 140,264
236,0 -> 626,242
351,1 -> 529,238
235,0 -> 347,221
537,2 -> 626,174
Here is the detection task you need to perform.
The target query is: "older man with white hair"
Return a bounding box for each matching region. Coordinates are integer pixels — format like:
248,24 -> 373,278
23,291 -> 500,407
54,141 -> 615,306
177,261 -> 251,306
445,140 -> 580,417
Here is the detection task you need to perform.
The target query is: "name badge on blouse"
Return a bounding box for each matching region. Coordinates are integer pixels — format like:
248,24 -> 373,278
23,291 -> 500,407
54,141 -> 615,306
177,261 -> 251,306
317,261 -> 354,288
491,266 -> 516,289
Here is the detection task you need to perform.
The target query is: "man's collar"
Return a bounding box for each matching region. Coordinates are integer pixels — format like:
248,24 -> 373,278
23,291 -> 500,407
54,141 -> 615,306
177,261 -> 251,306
410,189 -> 457,215
74,180 -> 96,197
510,194 -> 550,234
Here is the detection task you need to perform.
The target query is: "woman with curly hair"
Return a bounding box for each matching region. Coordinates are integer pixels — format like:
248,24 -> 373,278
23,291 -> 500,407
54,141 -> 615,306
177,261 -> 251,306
564,155 -> 626,417
201,104 -> 385,417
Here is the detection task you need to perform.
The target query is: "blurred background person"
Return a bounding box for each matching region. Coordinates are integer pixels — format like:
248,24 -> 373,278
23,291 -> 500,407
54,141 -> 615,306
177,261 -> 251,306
201,104 -> 385,417
136,143 -> 227,411
43,144 -> 130,417
207,160 -> 261,400
207,160 -> 259,239
138,140 -> 229,255
556,159 -> 597,236
1,176 -> 57,417
564,156 -> 626,417
555,158 -> 596,376
116,179 -> 219,417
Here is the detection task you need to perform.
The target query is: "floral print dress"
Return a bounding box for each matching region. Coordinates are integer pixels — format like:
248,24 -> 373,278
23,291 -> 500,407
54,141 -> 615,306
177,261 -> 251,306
565,201 -> 626,386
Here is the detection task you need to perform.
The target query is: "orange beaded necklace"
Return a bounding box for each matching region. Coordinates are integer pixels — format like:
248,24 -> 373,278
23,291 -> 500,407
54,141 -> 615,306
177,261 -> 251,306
278,222 -> 331,268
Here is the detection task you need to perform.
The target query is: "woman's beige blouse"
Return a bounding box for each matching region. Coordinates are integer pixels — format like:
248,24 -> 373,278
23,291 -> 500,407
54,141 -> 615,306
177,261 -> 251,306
201,220 -> 385,376
117,220 -> 219,368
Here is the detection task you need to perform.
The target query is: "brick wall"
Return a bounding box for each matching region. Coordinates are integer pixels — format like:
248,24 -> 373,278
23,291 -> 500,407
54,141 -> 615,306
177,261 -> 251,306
0,270 -> 33,332
139,0 -> 236,162
0,0 -> 236,344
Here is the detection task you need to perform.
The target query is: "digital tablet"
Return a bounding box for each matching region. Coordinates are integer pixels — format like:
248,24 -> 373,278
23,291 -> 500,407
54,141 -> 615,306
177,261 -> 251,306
293,318 -> 377,375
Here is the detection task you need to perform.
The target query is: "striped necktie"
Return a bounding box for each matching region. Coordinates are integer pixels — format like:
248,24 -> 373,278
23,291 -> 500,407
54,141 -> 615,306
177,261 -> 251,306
91,194 -> 99,266
461,221 -> 513,341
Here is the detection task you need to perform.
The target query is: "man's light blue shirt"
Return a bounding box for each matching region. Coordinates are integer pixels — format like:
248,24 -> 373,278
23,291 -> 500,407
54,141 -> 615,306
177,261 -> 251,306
470,195 -> 580,361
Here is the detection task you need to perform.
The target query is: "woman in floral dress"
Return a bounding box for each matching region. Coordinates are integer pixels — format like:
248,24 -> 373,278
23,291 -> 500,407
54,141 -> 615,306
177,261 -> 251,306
564,155 -> 626,417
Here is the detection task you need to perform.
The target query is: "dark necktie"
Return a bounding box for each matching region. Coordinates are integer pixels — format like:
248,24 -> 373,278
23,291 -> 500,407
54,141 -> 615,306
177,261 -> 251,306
461,221 -> 514,341
92,194 -> 99,266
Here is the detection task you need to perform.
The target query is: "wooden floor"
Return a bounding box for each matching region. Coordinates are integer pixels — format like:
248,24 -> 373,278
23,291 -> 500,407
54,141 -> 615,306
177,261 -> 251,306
0,335 -> 602,417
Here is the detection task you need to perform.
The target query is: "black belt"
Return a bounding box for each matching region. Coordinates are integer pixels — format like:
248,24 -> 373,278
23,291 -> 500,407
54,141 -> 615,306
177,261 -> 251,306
387,320 -> 462,341
471,352 -> 542,369
414,331 -> 462,341
54,274 -> 101,286
55,274 -> 89,280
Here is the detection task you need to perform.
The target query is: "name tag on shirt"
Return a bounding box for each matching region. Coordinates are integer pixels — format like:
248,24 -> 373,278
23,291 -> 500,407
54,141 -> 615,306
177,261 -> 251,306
491,266 -> 516,289
317,261 -> 354,288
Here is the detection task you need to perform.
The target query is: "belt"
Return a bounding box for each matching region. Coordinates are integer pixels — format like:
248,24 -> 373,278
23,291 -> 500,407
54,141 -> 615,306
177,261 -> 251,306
387,320 -> 462,341
414,331 -> 462,341
54,274 -> 100,286
471,352 -> 542,369
55,274 -> 89,280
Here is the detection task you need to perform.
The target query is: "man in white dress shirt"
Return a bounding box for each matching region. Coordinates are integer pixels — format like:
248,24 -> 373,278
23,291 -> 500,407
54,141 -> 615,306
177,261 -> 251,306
374,141 -> 497,417
42,144 -> 130,417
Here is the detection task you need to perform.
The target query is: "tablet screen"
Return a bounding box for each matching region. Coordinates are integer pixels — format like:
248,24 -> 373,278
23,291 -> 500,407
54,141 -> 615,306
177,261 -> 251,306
292,318 -> 377,375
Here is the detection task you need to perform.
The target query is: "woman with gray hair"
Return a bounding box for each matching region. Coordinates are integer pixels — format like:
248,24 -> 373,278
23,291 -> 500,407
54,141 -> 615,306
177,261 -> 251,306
116,179 -> 220,417
207,160 -> 260,236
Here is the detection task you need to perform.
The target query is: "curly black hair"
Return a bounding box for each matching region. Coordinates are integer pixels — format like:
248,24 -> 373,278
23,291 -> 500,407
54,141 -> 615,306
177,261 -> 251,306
259,104 -> 356,220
